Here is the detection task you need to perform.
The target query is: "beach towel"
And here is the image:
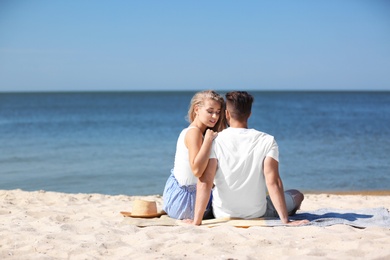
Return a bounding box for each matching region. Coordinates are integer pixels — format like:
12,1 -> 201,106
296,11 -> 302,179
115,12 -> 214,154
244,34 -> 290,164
121,207 -> 390,228
290,207 -> 390,228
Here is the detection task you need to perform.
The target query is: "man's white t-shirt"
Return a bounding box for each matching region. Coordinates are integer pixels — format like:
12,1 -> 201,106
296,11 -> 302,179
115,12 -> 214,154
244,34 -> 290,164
210,127 -> 279,219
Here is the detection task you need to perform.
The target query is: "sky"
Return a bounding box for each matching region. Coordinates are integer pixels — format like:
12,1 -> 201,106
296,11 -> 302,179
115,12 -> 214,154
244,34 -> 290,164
0,0 -> 389,92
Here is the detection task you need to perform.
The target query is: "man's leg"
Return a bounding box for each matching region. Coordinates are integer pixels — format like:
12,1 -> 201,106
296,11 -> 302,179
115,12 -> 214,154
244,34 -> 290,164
285,189 -> 304,215
264,189 -> 304,217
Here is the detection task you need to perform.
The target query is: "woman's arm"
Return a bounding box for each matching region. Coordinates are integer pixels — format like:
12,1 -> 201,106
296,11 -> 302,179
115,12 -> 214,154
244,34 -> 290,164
185,128 -> 216,178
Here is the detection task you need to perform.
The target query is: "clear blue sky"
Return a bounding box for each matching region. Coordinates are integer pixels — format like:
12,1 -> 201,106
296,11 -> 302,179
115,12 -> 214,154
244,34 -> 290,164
1,0 -> 389,92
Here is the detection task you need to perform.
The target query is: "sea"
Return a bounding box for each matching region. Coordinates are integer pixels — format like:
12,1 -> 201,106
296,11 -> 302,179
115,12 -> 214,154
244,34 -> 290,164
0,91 -> 389,196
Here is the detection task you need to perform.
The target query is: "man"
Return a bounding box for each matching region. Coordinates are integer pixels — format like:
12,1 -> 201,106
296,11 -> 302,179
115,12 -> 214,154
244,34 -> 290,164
192,91 -> 308,226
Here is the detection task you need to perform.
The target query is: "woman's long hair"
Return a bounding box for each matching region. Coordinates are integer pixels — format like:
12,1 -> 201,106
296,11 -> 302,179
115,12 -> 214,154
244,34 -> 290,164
187,90 -> 227,132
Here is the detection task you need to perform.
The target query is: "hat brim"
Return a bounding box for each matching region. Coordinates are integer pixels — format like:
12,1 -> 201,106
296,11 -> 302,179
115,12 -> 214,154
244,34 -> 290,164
120,211 -> 165,218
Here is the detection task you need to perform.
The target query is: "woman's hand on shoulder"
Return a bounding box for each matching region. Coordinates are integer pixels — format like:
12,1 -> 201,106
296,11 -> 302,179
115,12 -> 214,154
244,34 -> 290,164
204,129 -> 218,143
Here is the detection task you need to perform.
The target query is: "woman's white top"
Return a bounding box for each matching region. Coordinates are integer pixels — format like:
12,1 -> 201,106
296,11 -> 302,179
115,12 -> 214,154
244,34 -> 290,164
172,126 -> 199,186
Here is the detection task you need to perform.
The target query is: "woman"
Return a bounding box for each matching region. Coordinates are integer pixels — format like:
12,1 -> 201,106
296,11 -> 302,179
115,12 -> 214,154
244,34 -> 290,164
163,90 -> 226,219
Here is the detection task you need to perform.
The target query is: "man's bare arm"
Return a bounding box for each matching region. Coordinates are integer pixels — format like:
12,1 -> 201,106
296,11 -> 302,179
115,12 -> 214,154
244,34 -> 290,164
264,157 -> 309,226
263,156 -> 290,223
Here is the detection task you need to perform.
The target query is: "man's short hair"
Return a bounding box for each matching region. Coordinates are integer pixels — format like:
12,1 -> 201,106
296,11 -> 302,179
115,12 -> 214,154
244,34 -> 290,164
225,91 -> 253,121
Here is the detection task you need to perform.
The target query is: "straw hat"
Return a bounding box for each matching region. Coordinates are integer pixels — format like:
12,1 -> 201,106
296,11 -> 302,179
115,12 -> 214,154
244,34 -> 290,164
120,200 -> 164,218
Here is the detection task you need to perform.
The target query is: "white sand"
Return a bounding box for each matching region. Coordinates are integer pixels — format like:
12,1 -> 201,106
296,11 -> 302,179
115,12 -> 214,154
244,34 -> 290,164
1,189 -> 389,259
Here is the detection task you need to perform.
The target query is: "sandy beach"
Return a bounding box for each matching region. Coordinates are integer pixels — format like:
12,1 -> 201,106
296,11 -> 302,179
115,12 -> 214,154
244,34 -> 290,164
1,189 -> 389,259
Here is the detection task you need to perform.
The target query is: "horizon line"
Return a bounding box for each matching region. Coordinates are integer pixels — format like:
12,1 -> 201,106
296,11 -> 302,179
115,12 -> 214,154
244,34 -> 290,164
1,89 -> 390,94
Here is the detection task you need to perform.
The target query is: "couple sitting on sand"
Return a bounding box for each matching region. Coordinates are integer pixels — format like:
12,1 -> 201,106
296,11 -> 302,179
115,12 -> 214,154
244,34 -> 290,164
163,90 -> 308,226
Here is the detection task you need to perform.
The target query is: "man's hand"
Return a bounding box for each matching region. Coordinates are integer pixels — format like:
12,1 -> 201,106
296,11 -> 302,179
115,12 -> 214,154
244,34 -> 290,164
286,219 -> 310,226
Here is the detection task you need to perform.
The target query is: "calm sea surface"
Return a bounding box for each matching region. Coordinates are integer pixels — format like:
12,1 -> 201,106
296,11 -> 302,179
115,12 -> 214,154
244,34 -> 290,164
0,91 -> 389,195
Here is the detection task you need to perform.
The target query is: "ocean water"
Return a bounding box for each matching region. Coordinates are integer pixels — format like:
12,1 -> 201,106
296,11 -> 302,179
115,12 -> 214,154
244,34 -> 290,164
0,91 -> 389,195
